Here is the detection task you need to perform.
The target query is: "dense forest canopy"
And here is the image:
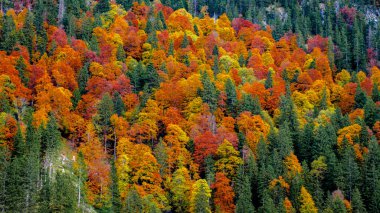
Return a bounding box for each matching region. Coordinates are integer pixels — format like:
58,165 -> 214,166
0,0 -> 380,212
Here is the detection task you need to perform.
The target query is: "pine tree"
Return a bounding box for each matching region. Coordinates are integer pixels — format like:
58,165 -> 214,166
351,188 -> 366,213
297,122 -> 313,162
1,15 -> 17,54
363,138 -> 380,212
171,167 -> 191,212
168,40 -> 174,56
199,71 -> 220,113
24,113 -> 41,211
258,189 -> 277,213
95,0 -> 111,14
364,98 -> 377,128
225,78 -> 238,117
41,115 -> 61,154
372,83 -> 380,103
239,94 -> 262,115
0,146 -> 9,212
353,15 -> 366,71
354,84 -> 367,109
235,168 -> 255,213
22,11 -> 35,57
77,63 -> 90,95
110,160 -> 122,213
265,69 -> 273,89
15,56 -> 29,86
158,11 -> 167,29
5,126 -> 28,212
51,171 -> 77,212
116,0 -> 134,10
116,45 -> 126,62
113,91 -> 126,116
212,45 -> 219,56
181,33 -> 190,48
337,139 -> 360,200
190,179 -> 212,213
124,188 -> 143,213
97,93 -> 114,149
320,86 -> 328,111
204,155 -> 215,185
212,56 -> 219,75
74,151 -> 87,209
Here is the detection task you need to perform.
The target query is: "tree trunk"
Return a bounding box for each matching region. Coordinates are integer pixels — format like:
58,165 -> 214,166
58,0 -> 65,26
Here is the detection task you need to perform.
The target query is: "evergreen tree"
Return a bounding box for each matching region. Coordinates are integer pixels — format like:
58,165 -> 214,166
97,93 -> 114,148
264,69 -> 273,89
212,56 -> 219,75
74,152 -> 87,209
190,179 -> 212,213
168,40 -> 174,56
116,45 -> 126,62
353,16 -> 366,71
110,160 -> 122,213
364,98 -> 377,128
297,122 -> 313,162
204,155 -> 215,185
337,139 -> 361,200
51,171 -> 77,212
95,0 -> 111,14
212,45 -> 219,57
15,56 -> 29,86
319,86 -> 328,111
351,188 -> 366,213
22,11 -> 35,57
24,113 -> 41,211
258,189 -> 277,213
77,63 -> 90,95
41,115 -> 61,154
372,83 -> 380,103
181,33 -> 189,48
113,91 -> 126,116
116,0 -> 134,10
124,188 -> 143,213
1,15 -> 17,54
198,71 -> 220,113
5,126 -> 28,212
239,94 -> 261,115
225,78 -> 238,117
235,168 -> 255,213
354,84 -> 367,109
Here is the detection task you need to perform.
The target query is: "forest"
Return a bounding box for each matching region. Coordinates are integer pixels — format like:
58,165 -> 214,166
0,0 -> 380,212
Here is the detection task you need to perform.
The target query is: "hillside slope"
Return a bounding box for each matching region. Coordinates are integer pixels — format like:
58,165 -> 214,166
0,1 -> 380,212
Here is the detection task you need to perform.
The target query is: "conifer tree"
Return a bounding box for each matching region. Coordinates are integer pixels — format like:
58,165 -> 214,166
225,78 -> 238,117
235,167 -> 255,213
199,71 -> 219,113
364,98 -> 377,128
372,83 -> 380,103
354,84 -> 367,109
181,33 -> 189,48
265,69 -> 273,89
351,188 -> 366,213
190,179 -> 211,213
113,92 -> 126,116
95,0 -> 111,14
1,15 -> 17,54
124,188 -> 143,213
22,11 -> 35,57
15,56 -> 29,86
